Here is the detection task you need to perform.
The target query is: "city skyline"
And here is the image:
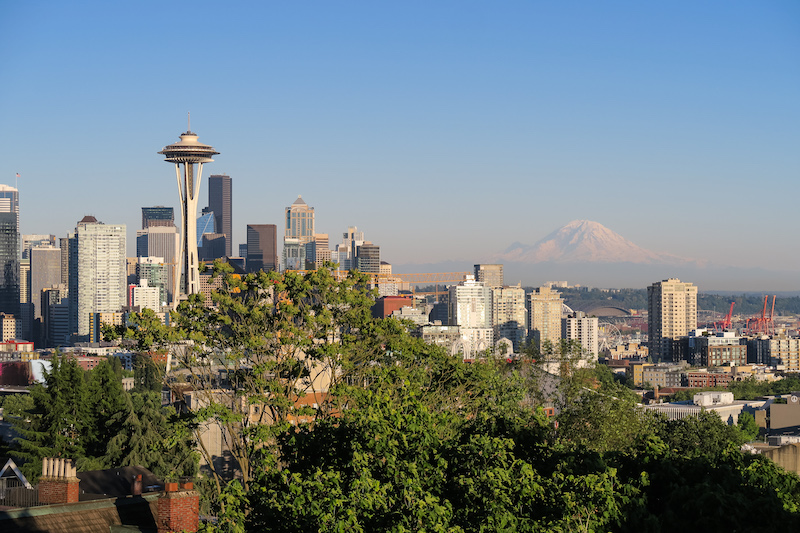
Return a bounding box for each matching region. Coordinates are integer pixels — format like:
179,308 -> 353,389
1,2 -> 798,289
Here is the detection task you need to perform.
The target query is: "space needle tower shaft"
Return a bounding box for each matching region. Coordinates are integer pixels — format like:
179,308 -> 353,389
159,123 -> 219,306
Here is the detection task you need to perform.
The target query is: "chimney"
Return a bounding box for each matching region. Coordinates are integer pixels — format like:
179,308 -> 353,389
38,457 -> 80,504
158,484 -> 199,533
132,474 -> 143,496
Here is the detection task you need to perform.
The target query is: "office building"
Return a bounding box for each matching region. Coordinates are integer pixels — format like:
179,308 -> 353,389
0,212 -> 19,317
313,234 -> 331,268
41,284 -> 69,347
475,264 -> 504,289
68,217 -> 126,337
356,242 -> 380,273
208,174 -> 232,257
197,209 -> 215,246
30,246 -> 61,321
285,196 -> 314,243
159,128 -> 219,300
136,257 -> 169,306
647,278 -> 697,361
247,225 -> 278,273
528,286 -> 564,350
199,233 -> 226,261
141,206 -> 174,229
331,226 -> 365,271
22,234 -> 56,259
136,225 -> 178,304
562,311 -> 599,363
492,284 -> 527,352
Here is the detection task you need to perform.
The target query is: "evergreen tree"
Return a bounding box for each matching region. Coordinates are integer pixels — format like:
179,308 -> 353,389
106,391 -> 198,480
86,360 -> 129,460
13,356 -> 92,480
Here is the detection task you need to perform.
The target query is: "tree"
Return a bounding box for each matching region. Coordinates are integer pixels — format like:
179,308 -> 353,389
12,355 -> 93,480
737,411 -> 760,442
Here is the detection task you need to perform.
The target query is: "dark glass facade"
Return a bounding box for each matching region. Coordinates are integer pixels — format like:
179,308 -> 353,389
0,213 -> 19,316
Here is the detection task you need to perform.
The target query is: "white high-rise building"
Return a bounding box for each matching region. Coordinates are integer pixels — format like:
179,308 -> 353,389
562,311 -> 599,364
69,217 -> 126,337
129,279 -> 161,312
449,275 -> 493,357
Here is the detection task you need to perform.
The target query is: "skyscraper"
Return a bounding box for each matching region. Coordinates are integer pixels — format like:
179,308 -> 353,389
247,225 -> 278,273
159,128 -> 218,300
0,212 -> 19,317
285,196 -> 314,241
68,217 -> 126,337
0,186 -> 19,317
141,206 -> 174,229
208,174 -> 232,258
648,278 -> 698,362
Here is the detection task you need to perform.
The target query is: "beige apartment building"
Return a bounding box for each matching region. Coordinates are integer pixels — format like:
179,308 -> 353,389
647,278 -> 697,362
528,286 -> 564,351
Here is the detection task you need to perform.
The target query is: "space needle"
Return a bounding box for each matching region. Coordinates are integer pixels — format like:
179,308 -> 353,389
159,119 -> 219,305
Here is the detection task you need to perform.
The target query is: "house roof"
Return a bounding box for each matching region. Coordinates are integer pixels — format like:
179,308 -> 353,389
0,493 -> 160,533
77,466 -> 163,498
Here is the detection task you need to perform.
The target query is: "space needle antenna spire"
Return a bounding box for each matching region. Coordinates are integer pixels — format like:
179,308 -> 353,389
158,122 -> 219,307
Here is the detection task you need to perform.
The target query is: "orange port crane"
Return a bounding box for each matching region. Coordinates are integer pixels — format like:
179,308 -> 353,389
746,295 -> 776,336
714,301 -> 735,332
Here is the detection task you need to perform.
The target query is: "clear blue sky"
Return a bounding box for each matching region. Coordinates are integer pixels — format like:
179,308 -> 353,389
1,1 -> 798,285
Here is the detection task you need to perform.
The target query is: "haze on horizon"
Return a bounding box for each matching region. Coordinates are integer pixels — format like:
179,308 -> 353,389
0,1 -> 797,290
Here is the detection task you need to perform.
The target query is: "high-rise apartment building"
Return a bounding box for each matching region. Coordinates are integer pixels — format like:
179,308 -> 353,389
562,311 -> 599,363
449,276 -> 493,357
141,206 -> 174,229
246,225 -> 278,273
208,174 -> 232,257
492,284 -> 527,352
129,279 -> 162,312
647,278 -> 697,362
528,286 -> 564,350
68,217 -> 126,337
474,264 -> 504,289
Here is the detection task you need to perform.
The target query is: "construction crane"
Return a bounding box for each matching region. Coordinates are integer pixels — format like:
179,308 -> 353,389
714,301 -> 735,332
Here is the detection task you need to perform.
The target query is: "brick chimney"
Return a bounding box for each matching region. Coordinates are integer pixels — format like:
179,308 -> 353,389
157,482 -> 199,533
38,457 -> 79,504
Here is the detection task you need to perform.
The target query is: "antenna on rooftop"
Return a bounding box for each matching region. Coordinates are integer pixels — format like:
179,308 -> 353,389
187,112 -> 191,132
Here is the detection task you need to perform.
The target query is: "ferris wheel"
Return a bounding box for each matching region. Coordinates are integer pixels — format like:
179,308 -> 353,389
598,322 -> 623,352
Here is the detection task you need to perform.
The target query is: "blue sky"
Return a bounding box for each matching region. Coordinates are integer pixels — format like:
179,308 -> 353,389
0,1 -> 798,287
